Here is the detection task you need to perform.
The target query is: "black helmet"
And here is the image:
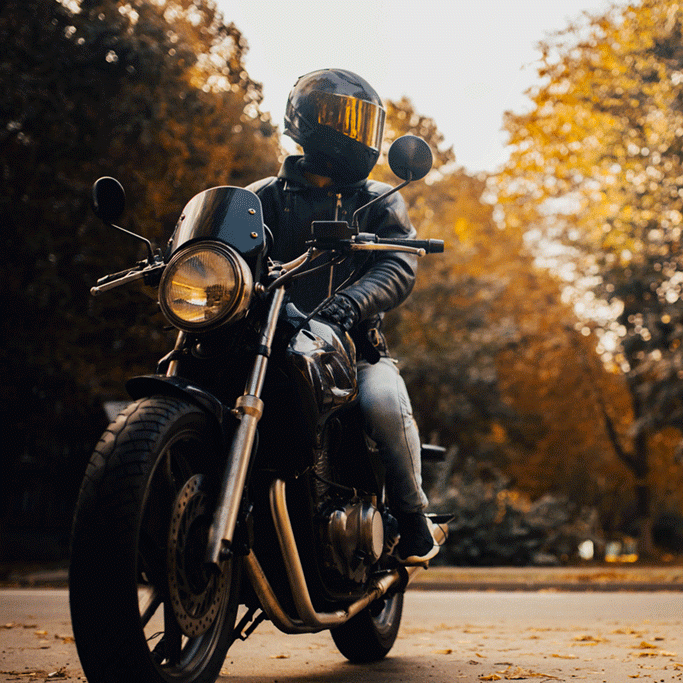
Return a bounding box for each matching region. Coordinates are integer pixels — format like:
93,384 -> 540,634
284,69 -> 386,183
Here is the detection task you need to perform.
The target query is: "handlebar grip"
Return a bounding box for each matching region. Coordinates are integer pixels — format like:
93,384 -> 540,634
425,239 -> 444,253
373,236 -> 445,253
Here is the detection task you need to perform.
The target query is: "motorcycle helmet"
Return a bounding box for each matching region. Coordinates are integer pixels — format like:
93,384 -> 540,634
284,69 -> 386,183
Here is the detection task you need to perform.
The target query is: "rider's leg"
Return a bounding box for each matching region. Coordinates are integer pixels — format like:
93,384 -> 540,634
357,358 -> 438,564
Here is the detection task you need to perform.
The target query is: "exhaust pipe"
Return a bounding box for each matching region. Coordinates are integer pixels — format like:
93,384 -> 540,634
243,478 -> 448,633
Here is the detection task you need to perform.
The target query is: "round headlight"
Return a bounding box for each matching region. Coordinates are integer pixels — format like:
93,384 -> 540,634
159,243 -> 253,331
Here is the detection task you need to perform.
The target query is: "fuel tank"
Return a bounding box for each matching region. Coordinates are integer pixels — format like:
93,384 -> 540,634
285,310 -> 358,435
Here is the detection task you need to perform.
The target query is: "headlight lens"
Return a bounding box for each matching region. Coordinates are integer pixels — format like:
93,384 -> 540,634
159,243 -> 253,331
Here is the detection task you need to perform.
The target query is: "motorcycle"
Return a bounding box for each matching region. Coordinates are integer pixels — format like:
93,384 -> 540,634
68,134 -> 449,683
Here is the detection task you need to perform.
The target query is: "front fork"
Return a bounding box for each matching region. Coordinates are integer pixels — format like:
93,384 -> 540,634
201,285 -> 286,566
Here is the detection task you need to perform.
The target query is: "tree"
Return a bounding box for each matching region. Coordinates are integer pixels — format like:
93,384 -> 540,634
374,99 -> 630,521
496,0 -> 683,551
0,0 -> 281,559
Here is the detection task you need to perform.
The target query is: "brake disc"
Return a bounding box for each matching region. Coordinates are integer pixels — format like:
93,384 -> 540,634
167,474 -> 228,637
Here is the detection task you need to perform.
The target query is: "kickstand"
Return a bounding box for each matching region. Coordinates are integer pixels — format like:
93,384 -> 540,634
234,607 -> 267,642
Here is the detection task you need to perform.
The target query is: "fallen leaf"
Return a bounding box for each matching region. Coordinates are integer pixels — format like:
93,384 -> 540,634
34,630 -> 48,636
54,634 -> 74,644
501,666 -> 561,679
551,653 -> 578,659
270,653 -> 290,659
638,641 -> 657,649
573,634 -> 607,645
434,648 -> 453,655
481,666 -> 561,680
0,670 -> 42,677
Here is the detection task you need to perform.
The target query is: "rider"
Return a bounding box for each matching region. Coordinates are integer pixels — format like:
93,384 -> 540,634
247,68 -> 439,565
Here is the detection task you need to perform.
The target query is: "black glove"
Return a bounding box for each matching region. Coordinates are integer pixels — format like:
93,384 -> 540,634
317,294 -> 360,331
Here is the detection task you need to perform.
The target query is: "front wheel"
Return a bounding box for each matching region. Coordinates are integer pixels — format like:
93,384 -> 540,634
330,590 -> 404,663
69,396 -> 240,683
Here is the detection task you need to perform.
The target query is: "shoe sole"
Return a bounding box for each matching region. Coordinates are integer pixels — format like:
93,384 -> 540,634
396,519 -> 442,566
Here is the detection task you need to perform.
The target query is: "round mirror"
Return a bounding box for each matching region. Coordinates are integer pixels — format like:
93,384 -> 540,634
92,177 -> 126,223
387,135 -> 433,181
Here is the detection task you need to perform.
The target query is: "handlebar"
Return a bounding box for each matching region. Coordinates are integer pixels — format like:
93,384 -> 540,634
351,234 -> 444,254
306,231 -> 444,255
270,233 -> 444,292
92,232 -> 444,297
90,261 -> 165,296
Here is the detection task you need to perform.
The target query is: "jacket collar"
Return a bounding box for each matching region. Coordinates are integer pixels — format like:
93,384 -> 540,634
277,155 -> 367,191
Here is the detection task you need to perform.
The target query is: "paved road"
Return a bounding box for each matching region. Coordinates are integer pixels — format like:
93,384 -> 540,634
2,588 -> 683,682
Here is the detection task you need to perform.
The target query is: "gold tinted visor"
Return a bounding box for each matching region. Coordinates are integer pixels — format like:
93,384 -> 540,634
311,92 -> 385,151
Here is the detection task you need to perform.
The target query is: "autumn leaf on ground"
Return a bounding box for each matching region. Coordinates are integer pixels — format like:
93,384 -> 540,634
637,641 -> 657,649
480,666 -> 561,680
612,628 -> 642,635
572,634 -> 607,645
502,666 -> 561,679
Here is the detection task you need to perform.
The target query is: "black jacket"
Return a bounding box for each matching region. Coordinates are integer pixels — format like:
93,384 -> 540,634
247,156 -> 417,358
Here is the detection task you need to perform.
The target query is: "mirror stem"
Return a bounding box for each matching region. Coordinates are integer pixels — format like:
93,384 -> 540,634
109,222 -> 155,263
351,175 -> 412,230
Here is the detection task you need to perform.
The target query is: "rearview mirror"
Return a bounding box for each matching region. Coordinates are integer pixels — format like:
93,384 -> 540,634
387,135 -> 433,181
92,177 -> 126,223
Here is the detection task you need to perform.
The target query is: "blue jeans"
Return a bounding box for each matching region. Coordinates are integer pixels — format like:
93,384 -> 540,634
357,357 -> 428,514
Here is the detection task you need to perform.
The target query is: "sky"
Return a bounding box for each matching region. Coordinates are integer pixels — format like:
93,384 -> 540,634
217,0 -> 625,174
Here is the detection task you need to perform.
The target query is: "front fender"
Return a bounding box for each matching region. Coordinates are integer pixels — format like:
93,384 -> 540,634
126,375 -> 233,433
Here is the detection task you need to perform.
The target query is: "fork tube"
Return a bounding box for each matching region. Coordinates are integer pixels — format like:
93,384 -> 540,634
165,331 -> 187,376
206,286 -> 286,566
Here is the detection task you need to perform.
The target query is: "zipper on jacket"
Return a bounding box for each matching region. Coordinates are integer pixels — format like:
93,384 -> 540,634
327,193 -> 343,297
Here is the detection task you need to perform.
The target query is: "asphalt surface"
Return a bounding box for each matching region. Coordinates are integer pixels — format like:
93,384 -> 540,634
3,587 -> 683,682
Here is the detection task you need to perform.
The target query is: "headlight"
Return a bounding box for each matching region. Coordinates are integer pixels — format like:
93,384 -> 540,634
159,242 -> 253,331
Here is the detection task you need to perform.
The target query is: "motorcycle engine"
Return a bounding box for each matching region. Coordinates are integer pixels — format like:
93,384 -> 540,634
324,497 -> 385,584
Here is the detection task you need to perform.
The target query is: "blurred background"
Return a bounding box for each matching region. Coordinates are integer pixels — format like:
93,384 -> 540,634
3,0 -> 683,571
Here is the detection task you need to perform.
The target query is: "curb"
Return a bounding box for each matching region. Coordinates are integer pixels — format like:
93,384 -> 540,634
5,565 -> 683,592
409,565 -> 683,591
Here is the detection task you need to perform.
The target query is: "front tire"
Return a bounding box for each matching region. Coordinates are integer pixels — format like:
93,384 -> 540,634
69,396 -> 240,683
331,591 -> 404,663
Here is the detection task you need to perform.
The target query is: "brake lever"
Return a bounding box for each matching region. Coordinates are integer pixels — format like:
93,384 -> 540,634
91,260 -> 165,296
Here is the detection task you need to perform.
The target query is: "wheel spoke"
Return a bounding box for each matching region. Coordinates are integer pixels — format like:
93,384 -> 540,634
164,601 -> 184,665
